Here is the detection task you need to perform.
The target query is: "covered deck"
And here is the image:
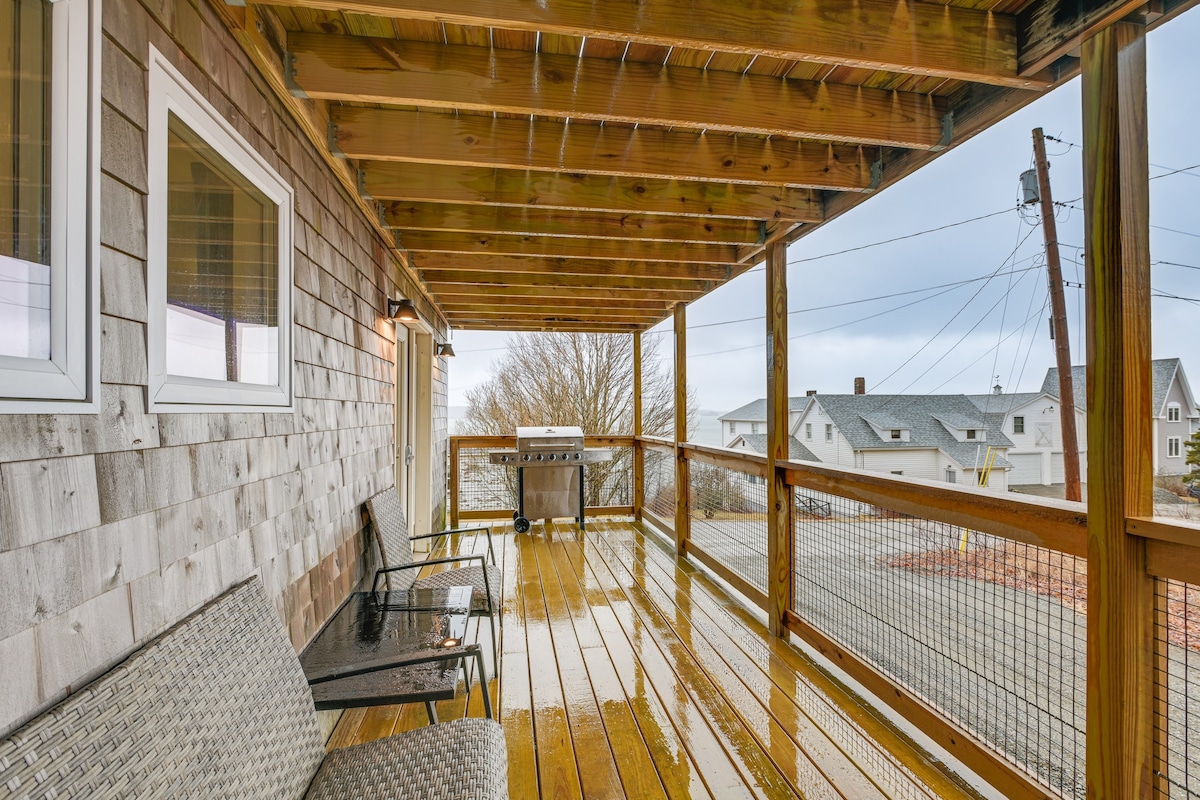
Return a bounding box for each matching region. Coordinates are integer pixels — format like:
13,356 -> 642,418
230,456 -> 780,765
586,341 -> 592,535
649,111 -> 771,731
331,518 -> 983,799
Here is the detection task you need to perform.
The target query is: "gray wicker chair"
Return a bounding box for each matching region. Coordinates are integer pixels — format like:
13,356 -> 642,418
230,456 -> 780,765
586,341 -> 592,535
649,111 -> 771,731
366,488 -> 500,667
0,577 -> 508,800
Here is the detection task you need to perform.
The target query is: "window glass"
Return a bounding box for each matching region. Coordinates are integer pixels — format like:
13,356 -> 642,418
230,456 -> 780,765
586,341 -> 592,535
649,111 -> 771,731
166,114 -> 279,385
1168,437 -> 1180,458
805,423 -> 811,440
1013,416 -> 1025,434
0,0 -> 52,360
825,424 -> 833,442
1168,404 -> 1180,422
966,429 -> 977,440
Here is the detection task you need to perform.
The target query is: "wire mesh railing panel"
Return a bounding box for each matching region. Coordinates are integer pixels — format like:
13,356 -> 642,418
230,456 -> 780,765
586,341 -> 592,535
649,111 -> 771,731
644,446 -> 675,525
688,461 -> 768,592
457,446 -> 518,513
585,446 -> 634,508
1154,579 -> 1200,798
791,491 -> 1087,798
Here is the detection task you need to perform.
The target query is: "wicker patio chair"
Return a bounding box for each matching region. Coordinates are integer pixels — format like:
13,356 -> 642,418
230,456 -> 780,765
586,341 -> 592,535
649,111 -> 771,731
366,487 -> 500,668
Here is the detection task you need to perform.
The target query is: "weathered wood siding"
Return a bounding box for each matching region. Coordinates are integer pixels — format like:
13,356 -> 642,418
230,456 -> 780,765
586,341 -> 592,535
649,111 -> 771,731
0,0 -> 446,737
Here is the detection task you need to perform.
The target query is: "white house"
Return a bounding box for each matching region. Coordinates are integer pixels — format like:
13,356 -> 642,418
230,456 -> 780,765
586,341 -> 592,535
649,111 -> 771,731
966,390 -> 1088,486
718,398 -> 808,447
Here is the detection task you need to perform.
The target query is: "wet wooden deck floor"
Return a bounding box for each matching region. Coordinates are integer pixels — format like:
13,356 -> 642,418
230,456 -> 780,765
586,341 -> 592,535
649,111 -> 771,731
327,519 -> 983,799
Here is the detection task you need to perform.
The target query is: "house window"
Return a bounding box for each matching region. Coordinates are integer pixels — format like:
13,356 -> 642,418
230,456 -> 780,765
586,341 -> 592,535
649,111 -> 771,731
728,422 -> 735,435
945,468 -> 956,483
890,429 -> 901,440
805,423 -> 812,441
0,0 -> 96,409
1168,404 -> 1181,423
751,423 -> 759,434
966,429 -> 977,440
1168,437 -> 1181,458
147,48 -> 293,411
1013,416 -> 1025,434
825,424 -> 833,442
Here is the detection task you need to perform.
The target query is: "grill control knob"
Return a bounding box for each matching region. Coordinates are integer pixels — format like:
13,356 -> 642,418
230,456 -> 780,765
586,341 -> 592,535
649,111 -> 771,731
548,454 -> 557,461
574,453 -> 582,460
522,454 -> 531,462
562,453 -> 569,460
499,455 -> 509,463
536,454 -> 544,461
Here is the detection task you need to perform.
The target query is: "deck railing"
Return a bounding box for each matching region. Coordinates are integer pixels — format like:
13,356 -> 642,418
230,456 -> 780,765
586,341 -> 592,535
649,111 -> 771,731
448,434 -> 1200,799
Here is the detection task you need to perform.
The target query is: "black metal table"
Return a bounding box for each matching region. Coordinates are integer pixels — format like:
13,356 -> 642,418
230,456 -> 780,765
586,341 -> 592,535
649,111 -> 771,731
299,586 -> 490,721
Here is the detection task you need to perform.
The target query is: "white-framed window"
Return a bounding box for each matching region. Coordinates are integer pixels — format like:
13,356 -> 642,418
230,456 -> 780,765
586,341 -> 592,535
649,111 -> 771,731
728,422 -> 735,435
0,0 -> 98,412
966,429 -> 977,440
1168,404 -> 1181,423
945,467 -> 956,483
1168,437 -> 1181,458
1013,416 -> 1025,434
890,429 -> 901,440
825,424 -> 833,442
750,422 -> 759,434
147,47 -> 293,411
805,423 -> 812,441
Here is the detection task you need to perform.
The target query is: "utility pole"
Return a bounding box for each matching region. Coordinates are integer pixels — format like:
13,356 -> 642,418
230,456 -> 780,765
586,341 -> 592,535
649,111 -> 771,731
1031,127 -> 1082,502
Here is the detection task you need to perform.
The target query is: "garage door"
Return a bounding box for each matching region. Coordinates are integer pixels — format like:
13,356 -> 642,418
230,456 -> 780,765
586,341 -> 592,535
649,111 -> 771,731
1008,453 -> 1042,484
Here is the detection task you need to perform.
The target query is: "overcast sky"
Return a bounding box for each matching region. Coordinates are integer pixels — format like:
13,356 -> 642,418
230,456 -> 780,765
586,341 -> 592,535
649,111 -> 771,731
446,12 -> 1199,416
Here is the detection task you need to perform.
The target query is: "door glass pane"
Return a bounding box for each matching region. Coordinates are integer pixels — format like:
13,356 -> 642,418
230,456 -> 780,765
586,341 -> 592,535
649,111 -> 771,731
0,0 -> 52,359
165,111 -> 278,384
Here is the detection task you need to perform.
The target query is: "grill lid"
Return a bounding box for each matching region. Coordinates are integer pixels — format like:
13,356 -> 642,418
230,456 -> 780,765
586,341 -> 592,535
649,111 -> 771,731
516,426 -> 585,451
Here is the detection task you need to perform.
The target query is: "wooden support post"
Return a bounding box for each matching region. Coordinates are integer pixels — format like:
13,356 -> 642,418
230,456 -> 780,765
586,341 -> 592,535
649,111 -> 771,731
674,305 -> 691,555
765,241 -> 791,637
633,332 -> 645,521
1081,20 -> 1155,798
449,437 -> 460,529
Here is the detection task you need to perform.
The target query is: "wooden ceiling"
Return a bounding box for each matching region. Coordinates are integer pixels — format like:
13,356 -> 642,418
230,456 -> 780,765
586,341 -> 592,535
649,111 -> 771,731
222,0 -> 1195,333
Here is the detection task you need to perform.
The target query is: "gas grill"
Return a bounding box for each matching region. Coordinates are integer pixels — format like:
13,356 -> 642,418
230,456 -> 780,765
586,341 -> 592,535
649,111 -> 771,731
488,426 -> 612,533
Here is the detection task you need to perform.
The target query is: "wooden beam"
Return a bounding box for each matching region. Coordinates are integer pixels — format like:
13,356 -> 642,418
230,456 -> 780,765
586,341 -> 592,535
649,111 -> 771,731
674,304 -> 690,556
267,0 -> 1043,88
1018,0 -> 1149,76
419,269 -> 712,294
452,319 -> 644,333
384,201 -> 765,244
290,32 -> 947,149
1081,20 -> 1155,798
441,303 -> 668,321
633,332 -> 644,522
413,253 -> 730,282
765,240 -> 790,637
423,282 -> 704,303
333,107 -> 876,191
400,230 -> 740,263
435,293 -> 671,312
445,308 -> 666,324
361,162 -> 825,222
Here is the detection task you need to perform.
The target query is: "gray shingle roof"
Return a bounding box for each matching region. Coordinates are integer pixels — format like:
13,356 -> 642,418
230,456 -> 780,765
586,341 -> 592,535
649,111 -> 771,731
733,434 -> 819,462
861,412 -> 909,430
812,394 -> 1013,469
1041,358 -> 1187,413
719,397 -> 808,422
965,392 -> 1046,416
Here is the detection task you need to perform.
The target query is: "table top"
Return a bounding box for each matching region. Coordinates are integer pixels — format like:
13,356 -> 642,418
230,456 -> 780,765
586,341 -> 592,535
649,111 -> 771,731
300,588 -> 472,710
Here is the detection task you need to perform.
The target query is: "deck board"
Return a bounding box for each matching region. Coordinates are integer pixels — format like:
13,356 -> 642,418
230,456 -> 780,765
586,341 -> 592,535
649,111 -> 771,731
327,519 -> 987,800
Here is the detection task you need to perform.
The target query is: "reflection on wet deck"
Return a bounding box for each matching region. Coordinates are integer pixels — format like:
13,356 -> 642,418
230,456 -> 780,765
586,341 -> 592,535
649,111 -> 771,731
327,519 -> 983,799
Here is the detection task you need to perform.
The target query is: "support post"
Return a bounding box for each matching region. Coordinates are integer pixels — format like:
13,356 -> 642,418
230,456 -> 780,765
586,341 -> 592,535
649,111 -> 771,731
1081,21 -> 1155,798
633,332 -> 645,521
674,305 -> 690,555
766,241 -> 792,637
1032,127 -> 1083,502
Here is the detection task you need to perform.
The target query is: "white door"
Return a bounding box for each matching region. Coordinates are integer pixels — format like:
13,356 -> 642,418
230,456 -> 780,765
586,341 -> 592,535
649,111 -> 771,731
394,325 -> 414,533
1008,453 -> 1042,485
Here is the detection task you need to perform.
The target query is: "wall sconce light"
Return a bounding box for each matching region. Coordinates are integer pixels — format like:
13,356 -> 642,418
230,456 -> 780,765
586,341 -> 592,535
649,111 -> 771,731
437,342 -> 456,358
387,297 -> 418,321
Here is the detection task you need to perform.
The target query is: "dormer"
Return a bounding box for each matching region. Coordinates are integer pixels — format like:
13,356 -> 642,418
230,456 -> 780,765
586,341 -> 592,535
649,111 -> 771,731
933,413 -> 988,443
861,413 -> 911,443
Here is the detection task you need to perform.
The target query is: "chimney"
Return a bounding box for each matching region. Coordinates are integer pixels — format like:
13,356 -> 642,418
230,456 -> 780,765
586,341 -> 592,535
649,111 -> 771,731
806,389 -> 817,397
853,377 -> 865,395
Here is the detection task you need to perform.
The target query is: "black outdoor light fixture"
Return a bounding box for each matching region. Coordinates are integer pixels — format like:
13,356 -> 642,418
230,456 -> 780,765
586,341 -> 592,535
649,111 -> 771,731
387,297 -> 418,321
436,342 -> 456,358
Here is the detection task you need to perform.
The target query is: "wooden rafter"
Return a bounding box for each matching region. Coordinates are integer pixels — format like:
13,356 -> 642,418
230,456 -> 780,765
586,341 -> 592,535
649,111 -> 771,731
412,254 -> 729,282
289,32 -> 948,149
384,202 -> 766,245
434,293 -> 672,312
419,269 -> 713,294
362,162 -> 824,222
399,230 -> 740,263
332,107 -> 877,191
264,0 -> 1044,88
421,282 -> 701,303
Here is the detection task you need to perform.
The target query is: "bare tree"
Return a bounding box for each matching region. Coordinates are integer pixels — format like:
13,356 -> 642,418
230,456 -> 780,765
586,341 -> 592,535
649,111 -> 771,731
458,332 -> 696,508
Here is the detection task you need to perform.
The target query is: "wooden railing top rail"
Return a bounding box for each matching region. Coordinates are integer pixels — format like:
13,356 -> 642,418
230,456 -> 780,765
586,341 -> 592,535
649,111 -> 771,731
779,458 -> 1089,558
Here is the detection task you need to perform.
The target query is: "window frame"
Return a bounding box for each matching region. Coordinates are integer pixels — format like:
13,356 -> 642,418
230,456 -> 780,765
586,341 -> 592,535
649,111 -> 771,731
146,46 -> 294,412
1167,437 -> 1181,458
0,0 -> 99,412
805,423 -> 812,441
1168,404 -> 1181,423
1013,416 -> 1025,435
825,424 -> 833,443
